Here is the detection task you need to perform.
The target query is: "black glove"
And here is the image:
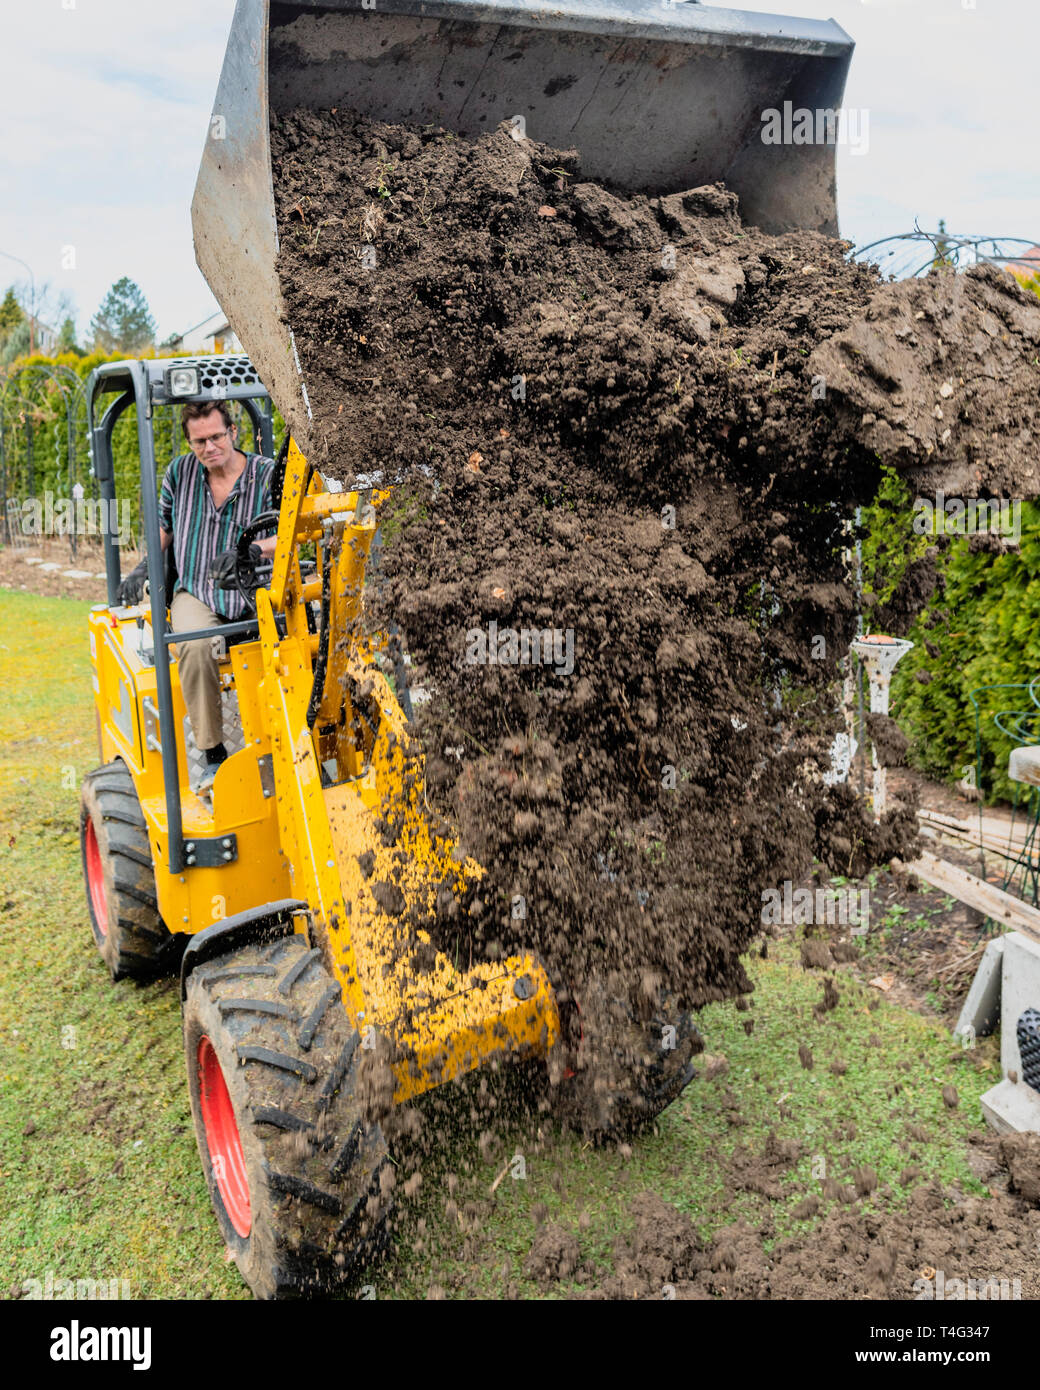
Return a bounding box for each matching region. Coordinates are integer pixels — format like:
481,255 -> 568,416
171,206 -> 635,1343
210,543 -> 262,590
117,558 -> 148,606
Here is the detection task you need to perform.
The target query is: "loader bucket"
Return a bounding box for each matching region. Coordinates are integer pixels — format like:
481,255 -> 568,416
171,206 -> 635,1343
193,0 -> 853,442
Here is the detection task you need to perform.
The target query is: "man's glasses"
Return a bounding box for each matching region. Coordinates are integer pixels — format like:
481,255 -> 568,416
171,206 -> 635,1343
188,427 -> 232,453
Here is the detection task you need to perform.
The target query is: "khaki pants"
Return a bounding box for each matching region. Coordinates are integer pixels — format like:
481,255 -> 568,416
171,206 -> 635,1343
170,590 -> 226,752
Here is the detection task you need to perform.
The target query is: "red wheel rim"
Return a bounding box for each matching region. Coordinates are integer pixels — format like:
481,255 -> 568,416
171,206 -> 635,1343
84,819 -> 107,937
197,1036 -> 251,1238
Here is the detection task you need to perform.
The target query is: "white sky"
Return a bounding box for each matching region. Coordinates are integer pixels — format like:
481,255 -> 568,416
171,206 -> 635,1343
0,0 -> 1036,342
0,0 -> 238,342
750,0 -> 1040,255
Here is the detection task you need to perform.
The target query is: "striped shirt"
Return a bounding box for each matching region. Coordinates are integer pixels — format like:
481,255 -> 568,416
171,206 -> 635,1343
158,451 -> 275,619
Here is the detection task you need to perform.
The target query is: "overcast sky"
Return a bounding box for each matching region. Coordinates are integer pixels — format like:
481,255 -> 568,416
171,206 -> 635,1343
0,0 -> 1036,343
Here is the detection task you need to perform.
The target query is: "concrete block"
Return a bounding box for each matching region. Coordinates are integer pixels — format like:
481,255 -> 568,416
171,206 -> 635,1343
1001,932 -> 1040,1083
1009,744 -> 1040,786
980,1077 -> 1040,1135
954,935 -> 1005,1042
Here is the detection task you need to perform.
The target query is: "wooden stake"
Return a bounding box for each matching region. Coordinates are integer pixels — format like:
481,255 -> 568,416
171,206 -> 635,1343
898,849 -> 1040,945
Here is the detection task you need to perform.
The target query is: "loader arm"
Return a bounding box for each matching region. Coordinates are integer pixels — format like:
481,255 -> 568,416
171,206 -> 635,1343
255,441 -> 559,1101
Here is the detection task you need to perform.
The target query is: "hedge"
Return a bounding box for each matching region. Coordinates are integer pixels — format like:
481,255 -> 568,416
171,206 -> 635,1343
863,468 -> 1040,805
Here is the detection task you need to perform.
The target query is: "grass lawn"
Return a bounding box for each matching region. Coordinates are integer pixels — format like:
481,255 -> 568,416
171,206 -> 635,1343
0,587 -> 1001,1300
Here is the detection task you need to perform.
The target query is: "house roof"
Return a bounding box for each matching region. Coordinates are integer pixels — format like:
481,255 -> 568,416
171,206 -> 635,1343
1007,245 -> 1040,282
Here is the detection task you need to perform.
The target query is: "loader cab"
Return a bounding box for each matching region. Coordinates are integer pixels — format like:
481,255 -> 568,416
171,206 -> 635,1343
87,354 -> 277,606
85,355 -> 288,898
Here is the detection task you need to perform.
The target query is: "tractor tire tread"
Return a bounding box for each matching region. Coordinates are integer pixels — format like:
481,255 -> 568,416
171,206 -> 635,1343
277,948 -> 322,996
236,1046 -> 318,1082
203,965 -> 278,988
80,759 -> 169,980
297,984 -> 341,1052
184,937 -> 391,1299
114,915 -> 166,946
219,998 -> 296,1020
252,1107 -> 313,1133
318,1035 -> 359,1112
111,876 -> 160,913
266,1172 -> 342,1213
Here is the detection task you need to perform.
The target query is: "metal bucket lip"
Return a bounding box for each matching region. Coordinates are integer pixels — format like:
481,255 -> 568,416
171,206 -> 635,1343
273,0 -> 854,57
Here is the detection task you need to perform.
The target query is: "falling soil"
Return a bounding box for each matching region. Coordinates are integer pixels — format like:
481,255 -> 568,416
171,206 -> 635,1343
866,713 -> 910,768
269,108 -> 1040,1139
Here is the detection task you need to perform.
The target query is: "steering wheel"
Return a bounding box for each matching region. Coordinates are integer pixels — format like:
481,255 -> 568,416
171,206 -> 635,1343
234,510 -> 279,614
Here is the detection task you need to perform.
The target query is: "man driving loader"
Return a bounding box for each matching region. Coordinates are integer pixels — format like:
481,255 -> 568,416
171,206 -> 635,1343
117,401 -> 276,791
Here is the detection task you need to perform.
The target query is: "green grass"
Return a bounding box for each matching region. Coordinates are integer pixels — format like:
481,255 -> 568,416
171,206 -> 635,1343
0,588 -> 1002,1300
0,590 -> 248,1298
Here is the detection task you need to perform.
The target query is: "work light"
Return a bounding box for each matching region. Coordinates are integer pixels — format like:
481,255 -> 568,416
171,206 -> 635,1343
167,366 -> 200,397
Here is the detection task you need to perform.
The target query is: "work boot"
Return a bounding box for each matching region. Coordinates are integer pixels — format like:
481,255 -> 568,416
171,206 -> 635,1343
197,743 -> 228,795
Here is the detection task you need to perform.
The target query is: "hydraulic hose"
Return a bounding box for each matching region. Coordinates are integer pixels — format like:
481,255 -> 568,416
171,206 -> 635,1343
306,528 -> 333,730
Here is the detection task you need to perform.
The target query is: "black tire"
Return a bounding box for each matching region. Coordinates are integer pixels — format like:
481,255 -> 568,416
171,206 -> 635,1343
183,934 -> 392,1299
558,998 -> 701,1143
80,760 -> 169,980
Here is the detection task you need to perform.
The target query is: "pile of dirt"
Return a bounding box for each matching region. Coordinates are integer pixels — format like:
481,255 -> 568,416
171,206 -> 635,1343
523,1222 -> 580,1286
270,108 -> 1039,1129
576,1134 -> 1040,1300
1001,1132 -> 1040,1205
809,263 -> 1040,500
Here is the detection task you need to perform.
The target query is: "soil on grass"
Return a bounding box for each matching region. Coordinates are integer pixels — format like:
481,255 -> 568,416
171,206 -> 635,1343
580,1139 -> 1040,1298
0,541 -> 109,602
269,107 -> 1040,1133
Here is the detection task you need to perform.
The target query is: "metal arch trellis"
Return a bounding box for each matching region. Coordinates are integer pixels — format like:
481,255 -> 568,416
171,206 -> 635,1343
0,363 -> 89,555
851,226 -> 1040,283
968,682 -> 1040,916
0,386 -> 51,549
0,378 -> 55,529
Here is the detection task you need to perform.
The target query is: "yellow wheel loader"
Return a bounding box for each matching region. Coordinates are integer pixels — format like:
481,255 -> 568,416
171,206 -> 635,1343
80,0 -> 854,1298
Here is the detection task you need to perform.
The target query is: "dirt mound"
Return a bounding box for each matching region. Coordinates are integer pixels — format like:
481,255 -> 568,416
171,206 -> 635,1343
599,1190 -> 709,1299
270,108 -> 1037,1129
522,1223 -> 580,1285
582,1141 -> 1040,1300
1000,1133 -> 1040,1205
809,264 -> 1040,499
